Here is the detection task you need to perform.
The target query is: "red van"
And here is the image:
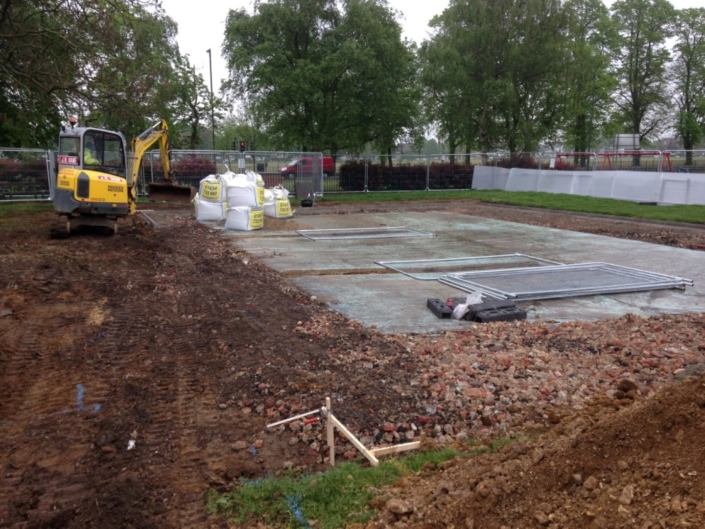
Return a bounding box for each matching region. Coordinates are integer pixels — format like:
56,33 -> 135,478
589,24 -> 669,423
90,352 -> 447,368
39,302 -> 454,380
279,156 -> 335,179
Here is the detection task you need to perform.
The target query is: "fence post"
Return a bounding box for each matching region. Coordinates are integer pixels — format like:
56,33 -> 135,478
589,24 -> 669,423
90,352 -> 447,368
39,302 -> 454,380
426,156 -> 430,191
364,157 -> 369,192
46,150 -> 56,200
657,150 -> 663,173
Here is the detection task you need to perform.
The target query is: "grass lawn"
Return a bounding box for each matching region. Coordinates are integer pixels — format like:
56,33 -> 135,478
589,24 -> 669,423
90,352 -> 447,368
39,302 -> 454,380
291,190 -> 705,225
3,189 -> 703,225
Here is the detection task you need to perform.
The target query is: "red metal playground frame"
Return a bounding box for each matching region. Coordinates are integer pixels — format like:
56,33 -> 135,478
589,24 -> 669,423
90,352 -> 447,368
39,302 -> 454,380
554,151 -> 673,172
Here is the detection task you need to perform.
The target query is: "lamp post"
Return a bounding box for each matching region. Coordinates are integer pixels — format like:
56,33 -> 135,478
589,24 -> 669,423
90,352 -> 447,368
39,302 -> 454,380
206,49 -> 216,149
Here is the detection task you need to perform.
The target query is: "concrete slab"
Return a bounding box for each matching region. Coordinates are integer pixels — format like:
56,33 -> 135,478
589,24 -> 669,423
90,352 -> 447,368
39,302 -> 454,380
226,211 -> 704,333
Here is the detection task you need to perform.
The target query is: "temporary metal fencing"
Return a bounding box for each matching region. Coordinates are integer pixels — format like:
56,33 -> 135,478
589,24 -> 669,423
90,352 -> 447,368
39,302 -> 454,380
374,254 -> 561,280
3,147 -> 704,202
297,227 -> 436,241
141,150 -> 326,197
0,149 -> 52,201
438,262 -> 693,301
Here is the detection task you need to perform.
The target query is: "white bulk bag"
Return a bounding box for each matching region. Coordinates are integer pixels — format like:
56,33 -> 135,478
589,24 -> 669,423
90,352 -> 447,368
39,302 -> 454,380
195,198 -> 226,221
264,197 -> 293,219
226,173 -> 260,208
224,206 -> 264,231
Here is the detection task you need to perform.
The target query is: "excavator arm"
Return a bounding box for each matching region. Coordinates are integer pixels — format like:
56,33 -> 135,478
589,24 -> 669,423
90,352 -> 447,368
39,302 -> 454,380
126,120 -> 196,210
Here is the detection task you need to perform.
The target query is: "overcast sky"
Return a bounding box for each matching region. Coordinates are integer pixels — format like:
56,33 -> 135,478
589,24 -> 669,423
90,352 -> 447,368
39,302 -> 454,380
159,0 -> 704,95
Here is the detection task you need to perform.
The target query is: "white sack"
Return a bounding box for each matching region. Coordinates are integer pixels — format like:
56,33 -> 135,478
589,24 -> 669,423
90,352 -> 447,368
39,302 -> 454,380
195,198 -> 226,221
225,173 -> 264,207
224,206 -> 264,231
263,197 -> 293,218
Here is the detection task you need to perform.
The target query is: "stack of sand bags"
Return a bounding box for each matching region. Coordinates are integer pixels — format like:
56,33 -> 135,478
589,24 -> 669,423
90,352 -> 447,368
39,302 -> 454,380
263,185 -> 293,219
224,171 -> 264,231
194,174 -> 227,221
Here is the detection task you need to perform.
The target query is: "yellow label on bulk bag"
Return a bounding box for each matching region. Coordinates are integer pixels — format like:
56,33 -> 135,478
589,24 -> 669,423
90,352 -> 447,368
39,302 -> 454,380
250,207 -> 264,229
276,198 -> 292,217
201,181 -> 222,201
256,186 -> 265,206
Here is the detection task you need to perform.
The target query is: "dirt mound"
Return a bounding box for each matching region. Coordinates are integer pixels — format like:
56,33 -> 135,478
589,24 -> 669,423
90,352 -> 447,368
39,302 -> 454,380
366,373 -> 705,529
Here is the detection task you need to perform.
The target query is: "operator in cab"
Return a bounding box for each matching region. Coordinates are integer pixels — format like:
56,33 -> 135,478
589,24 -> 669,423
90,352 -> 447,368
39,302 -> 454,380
84,139 -> 100,165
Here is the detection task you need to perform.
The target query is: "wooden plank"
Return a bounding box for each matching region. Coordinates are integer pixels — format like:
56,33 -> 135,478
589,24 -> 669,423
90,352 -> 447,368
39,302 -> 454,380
370,441 -> 421,457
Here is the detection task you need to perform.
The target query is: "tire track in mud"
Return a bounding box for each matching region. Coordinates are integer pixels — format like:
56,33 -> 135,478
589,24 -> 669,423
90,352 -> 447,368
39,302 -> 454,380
0,305 -> 107,527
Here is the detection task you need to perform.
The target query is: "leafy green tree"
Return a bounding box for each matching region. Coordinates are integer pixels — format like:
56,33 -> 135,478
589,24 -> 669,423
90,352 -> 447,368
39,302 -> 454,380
420,0 -> 567,156
85,6 -> 184,141
608,0 -> 675,150
562,0 -> 615,163
671,8 -> 705,165
0,0 -> 212,147
418,34 -> 467,157
222,0 -> 419,156
0,0 -> 165,146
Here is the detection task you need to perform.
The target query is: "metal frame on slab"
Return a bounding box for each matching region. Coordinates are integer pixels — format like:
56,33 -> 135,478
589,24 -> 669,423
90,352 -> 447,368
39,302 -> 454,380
439,262 -> 693,301
374,253 -> 562,281
297,226 -> 436,241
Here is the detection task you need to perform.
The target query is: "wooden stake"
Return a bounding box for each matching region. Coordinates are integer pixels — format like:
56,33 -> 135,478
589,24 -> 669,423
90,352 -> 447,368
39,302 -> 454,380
326,397 -> 334,467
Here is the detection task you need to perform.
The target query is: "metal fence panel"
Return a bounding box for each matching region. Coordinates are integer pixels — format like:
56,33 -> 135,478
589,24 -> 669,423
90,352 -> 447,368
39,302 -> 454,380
141,150 -> 325,197
0,149 -> 51,200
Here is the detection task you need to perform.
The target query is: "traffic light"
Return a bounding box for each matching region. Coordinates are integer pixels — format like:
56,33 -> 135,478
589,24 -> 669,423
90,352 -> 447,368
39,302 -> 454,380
231,139 -> 237,151
239,140 -> 246,152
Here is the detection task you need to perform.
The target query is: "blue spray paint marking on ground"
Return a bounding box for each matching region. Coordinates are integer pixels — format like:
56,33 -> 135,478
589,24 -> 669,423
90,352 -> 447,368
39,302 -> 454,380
76,384 -> 101,412
77,384 -> 85,411
286,496 -> 310,528
4,384 -> 101,424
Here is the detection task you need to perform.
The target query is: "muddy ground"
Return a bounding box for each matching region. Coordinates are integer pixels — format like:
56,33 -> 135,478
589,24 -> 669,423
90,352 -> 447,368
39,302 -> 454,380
0,199 -> 704,528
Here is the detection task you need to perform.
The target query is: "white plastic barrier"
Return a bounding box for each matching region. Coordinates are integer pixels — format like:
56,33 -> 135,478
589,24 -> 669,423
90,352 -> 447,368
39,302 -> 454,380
473,167 -> 703,205
659,174 -> 705,205
470,165 -> 496,189
611,171 -> 661,203
506,168 -> 540,192
537,170 -> 575,195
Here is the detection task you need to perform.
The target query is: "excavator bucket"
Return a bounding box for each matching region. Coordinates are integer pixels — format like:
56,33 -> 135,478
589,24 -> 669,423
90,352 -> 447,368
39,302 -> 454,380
147,182 -> 197,203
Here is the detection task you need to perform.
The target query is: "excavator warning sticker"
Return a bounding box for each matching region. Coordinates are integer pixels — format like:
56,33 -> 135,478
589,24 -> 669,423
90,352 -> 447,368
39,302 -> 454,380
58,155 -> 79,165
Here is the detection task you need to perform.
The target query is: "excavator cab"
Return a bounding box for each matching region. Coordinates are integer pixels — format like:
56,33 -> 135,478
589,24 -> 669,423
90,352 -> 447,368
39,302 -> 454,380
54,126 -> 132,230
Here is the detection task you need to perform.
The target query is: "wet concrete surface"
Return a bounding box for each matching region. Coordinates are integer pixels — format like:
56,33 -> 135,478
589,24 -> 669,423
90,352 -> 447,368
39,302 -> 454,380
221,210 -> 704,333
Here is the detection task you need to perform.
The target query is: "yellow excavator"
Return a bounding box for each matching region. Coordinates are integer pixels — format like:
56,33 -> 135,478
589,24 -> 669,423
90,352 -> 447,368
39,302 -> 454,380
52,118 -> 196,236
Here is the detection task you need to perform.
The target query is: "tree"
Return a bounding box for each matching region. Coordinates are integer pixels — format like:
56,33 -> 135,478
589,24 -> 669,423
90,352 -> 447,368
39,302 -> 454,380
562,0 -> 615,163
671,8 -> 705,165
0,0 -> 165,146
0,0 -> 209,147
419,0 -> 568,156
84,5 -> 185,141
608,0 -> 675,153
222,0 -> 419,156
